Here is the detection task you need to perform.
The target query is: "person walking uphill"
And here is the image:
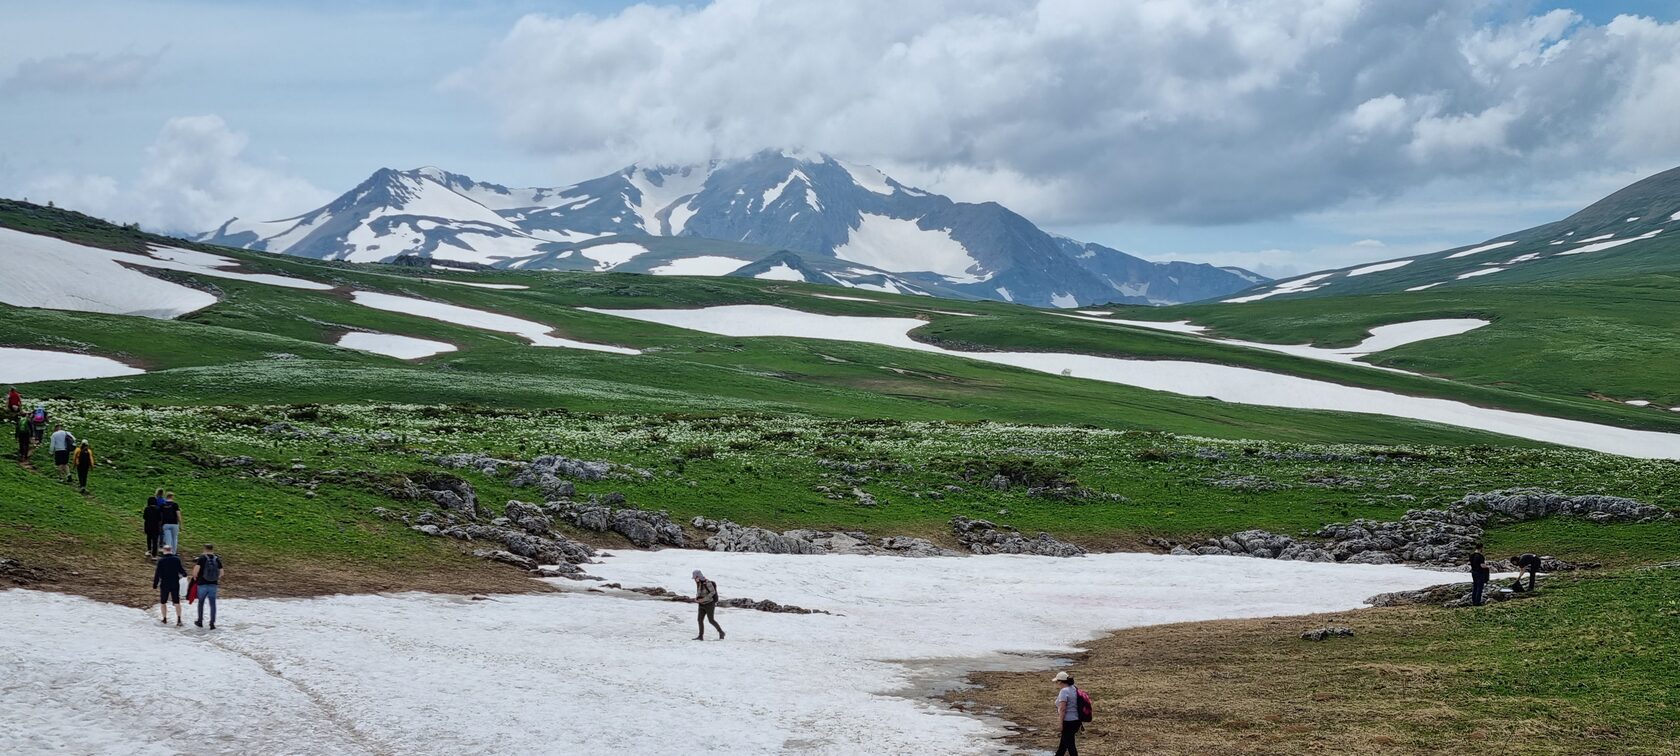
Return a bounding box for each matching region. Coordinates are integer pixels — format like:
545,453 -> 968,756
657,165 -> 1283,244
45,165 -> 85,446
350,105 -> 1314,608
72,440 -> 94,492
49,423 -> 75,482
143,490 -> 164,557
192,544 -> 224,629
12,412 -> 29,465
692,570 -> 725,641
1052,671 -> 1089,756
158,493 -> 182,554
153,546 -> 188,626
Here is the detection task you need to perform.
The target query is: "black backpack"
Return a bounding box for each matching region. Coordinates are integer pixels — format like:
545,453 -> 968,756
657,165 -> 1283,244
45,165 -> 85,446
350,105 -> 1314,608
198,555 -> 222,584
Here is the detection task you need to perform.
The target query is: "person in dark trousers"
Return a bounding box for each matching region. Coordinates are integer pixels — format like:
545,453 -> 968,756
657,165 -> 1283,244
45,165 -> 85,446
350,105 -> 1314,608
12,412 -> 29,464
143,490 -> 164,557
1053,671 -> 1082,756
153,545 -> 187,626
1512,553 -> 1542,591
692,569 -> 725,640
1469,549 -> 1490,606
192,544 -> 224,629
29,406 -> 47,445
49,423 -> 75,482
72,440 -> 94,492
158,493 -> 182,554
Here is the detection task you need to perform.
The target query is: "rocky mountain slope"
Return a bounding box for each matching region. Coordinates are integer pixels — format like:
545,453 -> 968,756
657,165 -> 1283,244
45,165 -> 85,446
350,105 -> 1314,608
197,152 -> 1263,307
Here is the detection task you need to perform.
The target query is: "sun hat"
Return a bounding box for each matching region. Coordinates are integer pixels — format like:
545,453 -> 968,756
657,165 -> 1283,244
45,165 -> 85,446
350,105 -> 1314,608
1052,671 -> 1072,682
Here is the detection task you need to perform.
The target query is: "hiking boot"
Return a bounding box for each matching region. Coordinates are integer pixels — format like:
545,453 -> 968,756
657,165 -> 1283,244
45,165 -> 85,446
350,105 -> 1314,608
719,630 -> 726,640
175,618 -> 183,626
195,619 -> 203,628
693,635 -> 705,641
208,623 -> 216,630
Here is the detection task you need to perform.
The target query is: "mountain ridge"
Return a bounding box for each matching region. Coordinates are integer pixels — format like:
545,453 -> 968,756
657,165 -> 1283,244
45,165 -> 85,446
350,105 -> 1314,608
197,151 -> 1264,307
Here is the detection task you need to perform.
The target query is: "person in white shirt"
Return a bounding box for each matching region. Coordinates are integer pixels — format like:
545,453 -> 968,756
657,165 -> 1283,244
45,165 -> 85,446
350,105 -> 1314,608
49,424 -> 76,482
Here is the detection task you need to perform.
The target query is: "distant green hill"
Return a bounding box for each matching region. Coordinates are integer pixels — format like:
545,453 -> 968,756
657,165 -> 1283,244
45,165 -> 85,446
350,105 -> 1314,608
1213,165 -> 1680,302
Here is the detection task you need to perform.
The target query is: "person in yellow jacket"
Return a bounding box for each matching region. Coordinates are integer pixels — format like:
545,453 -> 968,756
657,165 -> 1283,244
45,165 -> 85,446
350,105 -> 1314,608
72,440 -> 95,492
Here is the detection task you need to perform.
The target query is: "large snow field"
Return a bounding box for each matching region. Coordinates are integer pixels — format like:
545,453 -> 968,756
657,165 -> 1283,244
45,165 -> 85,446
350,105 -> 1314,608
583,305 -> 1680,458
350,291 -> 640,354
648,255 -> 754,276
0,228 -> 328,318
834,214 -> 985,283
0,347 -> 145,383
0,551 -> 1450,755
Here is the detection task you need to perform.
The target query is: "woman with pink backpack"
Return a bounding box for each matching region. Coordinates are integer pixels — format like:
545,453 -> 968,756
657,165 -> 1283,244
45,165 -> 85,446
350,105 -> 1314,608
1052,671 -> 1092,756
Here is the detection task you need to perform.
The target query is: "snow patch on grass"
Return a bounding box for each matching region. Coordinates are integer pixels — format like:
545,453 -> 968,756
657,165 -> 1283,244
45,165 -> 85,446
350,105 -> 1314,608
648,256 -> 752,277
1444,240 -> 1517,259
1554,229 -> 1661,256
336,332 -> 457,360
352,291 -> 638,354
1346,259 -> 1413,276
0,347 -> 144,383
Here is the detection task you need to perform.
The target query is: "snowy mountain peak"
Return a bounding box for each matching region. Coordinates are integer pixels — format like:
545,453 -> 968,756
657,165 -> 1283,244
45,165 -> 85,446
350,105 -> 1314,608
199,154 -> 1264,306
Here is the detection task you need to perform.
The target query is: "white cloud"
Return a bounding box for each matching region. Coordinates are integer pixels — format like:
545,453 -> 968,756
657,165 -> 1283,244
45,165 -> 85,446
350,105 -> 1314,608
0,49 -> 165,94
27,115 -> 330,233
446,0 -> 1680,225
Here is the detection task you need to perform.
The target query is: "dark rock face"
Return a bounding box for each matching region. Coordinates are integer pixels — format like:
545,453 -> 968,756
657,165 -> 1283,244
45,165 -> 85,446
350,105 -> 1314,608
1170,489 -> 1670,567
950,517 -> 1085,557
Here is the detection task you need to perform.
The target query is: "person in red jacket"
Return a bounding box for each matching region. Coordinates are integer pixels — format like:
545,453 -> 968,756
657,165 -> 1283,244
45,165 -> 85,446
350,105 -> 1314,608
4,386 -> 20,414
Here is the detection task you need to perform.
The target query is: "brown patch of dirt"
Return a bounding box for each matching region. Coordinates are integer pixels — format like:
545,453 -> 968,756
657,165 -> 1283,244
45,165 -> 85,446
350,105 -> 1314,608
4,535 -> 556,609
952,607 -> 1546,756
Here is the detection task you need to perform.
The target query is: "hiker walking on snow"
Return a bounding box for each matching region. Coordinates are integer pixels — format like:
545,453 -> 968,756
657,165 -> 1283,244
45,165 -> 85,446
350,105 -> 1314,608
154,545 -> 188,626
72,440 -> 94,492
1511,553 -> 1542,592
158,493 -> 182,553
1052,671 -> 1088,756
1469,549 -> 1490,606
192,544 -> 224,629
143,490 -> 165,557
692,570 -> 725,641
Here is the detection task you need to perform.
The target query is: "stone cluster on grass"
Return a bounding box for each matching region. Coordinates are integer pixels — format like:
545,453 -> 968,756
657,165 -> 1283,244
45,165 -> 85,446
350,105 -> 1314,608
950,517 -> 1085,557
1299,626 -> 1354,641
549,499 -> 686,548
690,518 -> 954,557
380,474 -> 598,575
1170,489 -> 1669,566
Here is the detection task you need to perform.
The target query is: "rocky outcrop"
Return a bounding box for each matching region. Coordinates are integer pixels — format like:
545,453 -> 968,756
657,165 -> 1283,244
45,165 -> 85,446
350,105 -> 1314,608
1170,489 -> 1670,567
691,519 -> 954,557
550,501 -> 686,548
950,517 -> 1085,557
691,518 -> 825,555
1366,581 -> 1538,608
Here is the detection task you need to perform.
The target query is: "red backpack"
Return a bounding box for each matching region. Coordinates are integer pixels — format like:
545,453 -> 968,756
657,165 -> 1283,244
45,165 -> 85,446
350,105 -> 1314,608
1074,687 -> 1093,722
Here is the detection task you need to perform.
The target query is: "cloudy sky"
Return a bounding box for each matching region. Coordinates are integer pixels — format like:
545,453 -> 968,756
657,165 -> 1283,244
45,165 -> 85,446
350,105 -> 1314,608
4,0 -> 1679,276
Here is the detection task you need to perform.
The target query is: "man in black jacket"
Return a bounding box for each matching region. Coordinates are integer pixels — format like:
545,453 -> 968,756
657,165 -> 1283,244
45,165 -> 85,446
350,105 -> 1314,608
153,546 -> 187,626
1512,553 -> 1542,591
1469,550 -> 1490,606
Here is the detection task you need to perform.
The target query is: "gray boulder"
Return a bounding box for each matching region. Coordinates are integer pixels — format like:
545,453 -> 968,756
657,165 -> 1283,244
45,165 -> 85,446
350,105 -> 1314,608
950,517 -> 1085,557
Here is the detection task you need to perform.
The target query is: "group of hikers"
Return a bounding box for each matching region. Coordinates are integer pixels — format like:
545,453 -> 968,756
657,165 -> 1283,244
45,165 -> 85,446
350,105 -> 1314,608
142,489 -> 223,628
8,386 -> 96,492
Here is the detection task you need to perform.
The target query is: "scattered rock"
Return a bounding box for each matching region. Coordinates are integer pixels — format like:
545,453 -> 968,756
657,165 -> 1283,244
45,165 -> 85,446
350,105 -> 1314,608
950,517 -> 1084,557
1300,626 -> 1354,641
691,518 -> 824,555
472,549 -> 538,571
0,557 -> 46,586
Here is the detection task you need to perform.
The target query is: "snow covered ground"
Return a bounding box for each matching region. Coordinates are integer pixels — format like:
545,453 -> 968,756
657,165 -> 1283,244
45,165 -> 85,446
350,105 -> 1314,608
350,291 -> 639,354
584,305 -> 1680,458
335,332 -> 458,360
0,228 -> 329,318
0,550 -> 1449,755
0,347 -> 145,383
419,278 -> 530,290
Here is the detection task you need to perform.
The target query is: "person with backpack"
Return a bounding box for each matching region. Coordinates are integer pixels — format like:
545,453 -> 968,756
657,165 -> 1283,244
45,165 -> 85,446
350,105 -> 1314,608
153,545 -> 188,626
29,406 -> 48,445
143,490 -> 165,557
12,412 -> 30,464
49,422 -> 75,482
192,544 -> 224,629
1052,671 -> 1091,756
4,386 -> 19,414
158,493 -> 182,554
72,440 -> 95,492
692,569 -> 725,641
1469,549 -> 1490,606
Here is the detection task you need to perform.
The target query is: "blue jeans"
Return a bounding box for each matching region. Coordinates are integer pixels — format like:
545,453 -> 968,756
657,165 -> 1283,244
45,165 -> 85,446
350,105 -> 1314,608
161,524 -> 179,552
197,584 -> 219,624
